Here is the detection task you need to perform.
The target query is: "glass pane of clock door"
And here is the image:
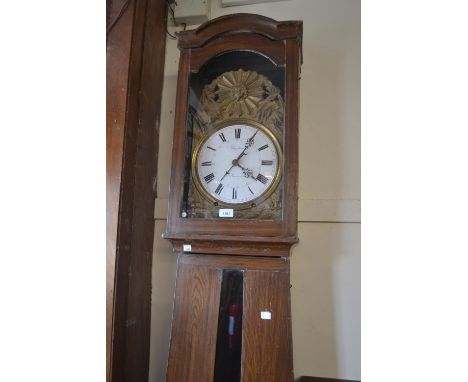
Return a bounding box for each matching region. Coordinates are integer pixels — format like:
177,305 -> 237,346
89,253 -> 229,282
180,51 -> 285,221
214,270 -> 243,382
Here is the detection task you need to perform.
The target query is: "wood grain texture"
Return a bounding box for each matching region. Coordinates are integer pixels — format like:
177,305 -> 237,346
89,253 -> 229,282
177,13 -> 302,48
167,258 -> 223,382
242,268 -> 294,382
180,253 -> 289,271
107,0 -> 167,381
283,38 -> 301,237
165,48 -> 190,236
106,0 -> 135,380
167,236 -> 296,257
167,255 -> 293,381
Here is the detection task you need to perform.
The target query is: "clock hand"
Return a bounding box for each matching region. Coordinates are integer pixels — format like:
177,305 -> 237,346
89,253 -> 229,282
220,152 -> 249,181
230,129 -> 259,166
245,129 -> 259,148
235,162 -> 258,181
220,130 -> 260,182
220,164 -> 235,181
236,129 -> 259,160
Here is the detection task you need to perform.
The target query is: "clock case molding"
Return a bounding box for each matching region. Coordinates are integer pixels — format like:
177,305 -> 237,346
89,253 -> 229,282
164,14 -> 303,257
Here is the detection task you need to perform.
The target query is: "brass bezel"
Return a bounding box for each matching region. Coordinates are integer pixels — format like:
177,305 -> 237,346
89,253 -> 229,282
191,118 -> 283,210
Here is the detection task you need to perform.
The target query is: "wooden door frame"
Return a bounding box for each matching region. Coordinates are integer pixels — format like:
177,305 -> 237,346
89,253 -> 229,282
106,0 -> 167,381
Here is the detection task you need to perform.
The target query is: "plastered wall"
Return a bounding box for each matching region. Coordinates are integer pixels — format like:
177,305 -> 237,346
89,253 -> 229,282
149,0 -> 360,380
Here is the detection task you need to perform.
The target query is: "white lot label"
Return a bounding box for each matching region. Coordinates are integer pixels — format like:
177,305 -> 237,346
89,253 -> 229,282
219,209 -> 234,218
260,311 -> 272,320
183,244 -> 191,252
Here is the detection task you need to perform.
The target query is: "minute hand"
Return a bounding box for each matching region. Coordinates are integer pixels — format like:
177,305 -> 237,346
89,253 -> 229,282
239,129 -> 259,158
221,130 -> 260,182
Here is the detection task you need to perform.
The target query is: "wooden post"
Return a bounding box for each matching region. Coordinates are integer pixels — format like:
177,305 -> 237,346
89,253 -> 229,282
106,0 -> 167,380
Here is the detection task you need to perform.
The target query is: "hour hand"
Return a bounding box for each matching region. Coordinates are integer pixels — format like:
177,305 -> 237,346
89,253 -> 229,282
235,163 -> 255,180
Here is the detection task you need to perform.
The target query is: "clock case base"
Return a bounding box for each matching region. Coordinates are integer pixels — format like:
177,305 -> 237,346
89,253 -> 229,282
167,253 -> 294,382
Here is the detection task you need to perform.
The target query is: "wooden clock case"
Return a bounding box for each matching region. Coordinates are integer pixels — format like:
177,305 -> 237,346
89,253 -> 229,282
164,13 -> 302,257
163,13 -> 303,382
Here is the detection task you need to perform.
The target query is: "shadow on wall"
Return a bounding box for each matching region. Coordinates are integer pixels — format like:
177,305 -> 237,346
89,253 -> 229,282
292,41 -> 360,380
148,220 -> 178,382
299,45 -> 360,201
291,223 -> 361,380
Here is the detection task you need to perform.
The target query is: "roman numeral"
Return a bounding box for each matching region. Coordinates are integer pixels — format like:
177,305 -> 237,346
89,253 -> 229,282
232,188 -> 237,199
235,128 -> 241,139
201,161 -> 212,166
256,173 -> 268,184
262,160 -> 273,166
204,173 -> 215,183
207,146 -> 216,151
215,183 -> 224,195
219,133 -> 226,142
258,144 -> 269,151
248,186 -> 254,195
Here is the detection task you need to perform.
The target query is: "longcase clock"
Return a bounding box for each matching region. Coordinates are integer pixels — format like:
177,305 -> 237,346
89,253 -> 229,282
164,13 -> 302,382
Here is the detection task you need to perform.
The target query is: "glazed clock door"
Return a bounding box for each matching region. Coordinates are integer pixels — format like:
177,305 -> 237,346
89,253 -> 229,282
179,51 -> 286,220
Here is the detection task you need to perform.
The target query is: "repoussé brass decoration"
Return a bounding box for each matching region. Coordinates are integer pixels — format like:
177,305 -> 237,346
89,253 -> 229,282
188,69 -> 284,219
197,69 -> 284,135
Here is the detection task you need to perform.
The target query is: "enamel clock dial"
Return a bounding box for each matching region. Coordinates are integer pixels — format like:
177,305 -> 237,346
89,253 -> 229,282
193,120 -> 282,207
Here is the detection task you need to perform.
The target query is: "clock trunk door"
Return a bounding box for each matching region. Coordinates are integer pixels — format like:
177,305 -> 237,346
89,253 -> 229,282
167,254 -> 293,382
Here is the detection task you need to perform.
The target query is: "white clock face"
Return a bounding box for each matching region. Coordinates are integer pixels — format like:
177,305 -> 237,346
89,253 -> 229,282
194,122 -> 281,206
